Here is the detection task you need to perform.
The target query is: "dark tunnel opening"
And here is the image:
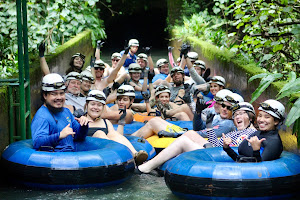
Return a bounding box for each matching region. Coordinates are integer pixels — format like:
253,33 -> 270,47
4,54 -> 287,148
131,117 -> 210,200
97,1 -> 169,53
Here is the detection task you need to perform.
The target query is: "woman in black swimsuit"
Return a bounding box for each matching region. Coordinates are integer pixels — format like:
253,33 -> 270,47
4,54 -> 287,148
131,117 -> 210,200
223,99 -> 285,162
85,90 -> 148,165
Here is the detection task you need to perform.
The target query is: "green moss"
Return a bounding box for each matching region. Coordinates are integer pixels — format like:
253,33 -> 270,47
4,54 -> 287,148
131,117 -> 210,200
46,30 -> 92,61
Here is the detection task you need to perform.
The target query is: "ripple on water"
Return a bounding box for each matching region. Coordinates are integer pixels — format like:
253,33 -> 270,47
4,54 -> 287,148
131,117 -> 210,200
0,174 -> 181,200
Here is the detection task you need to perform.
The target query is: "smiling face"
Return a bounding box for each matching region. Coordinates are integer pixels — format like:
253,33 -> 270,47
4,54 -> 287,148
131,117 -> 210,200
210,83 -> 223,96
130,46 -> 138,54
219,101 -> 232,119
111,58 -> 120,68
137,59 -> 147,69
117,96 -> 133,109
67,79 -> 81,95
73,56 -> 84,69
86,100 -> 104,119
81,80 -> 92,93
233,110 -> 251,131
94,67 -> 105,79
43,90 -> 65,109
257,111 -> 278,131
130,72 -> 141,81
172,72 -> 184,86
194,66 -> 205,76
157,92 -> 170,105
159,64 -> 169,75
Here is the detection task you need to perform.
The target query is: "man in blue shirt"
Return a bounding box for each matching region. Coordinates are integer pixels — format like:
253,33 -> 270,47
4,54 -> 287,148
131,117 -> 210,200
120,39 -> 139,68
31,73 -> 91,152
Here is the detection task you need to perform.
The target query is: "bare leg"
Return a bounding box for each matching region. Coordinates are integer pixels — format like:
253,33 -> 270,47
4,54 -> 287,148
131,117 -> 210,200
138,135 -> 203,173
183,130 -> 209,146
172,112 -> 190,121
107,131 -> 137,154
166,104 -> 193,120
131,117 -> 172,138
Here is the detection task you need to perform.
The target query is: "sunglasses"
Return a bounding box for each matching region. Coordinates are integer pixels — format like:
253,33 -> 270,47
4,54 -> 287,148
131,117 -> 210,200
112,59 -> 120,62
260,102 -> 283,119
88,94 -> 106,101
194,62 -> 205,67
232,104 -> 253,113
210,78 -> 224,84
129,67 -> 142,70
225,95 -> 238,104
43,82 -> 65,89
67,75 -> 81,80
94,67 -> 105,70
214,96 -> 223,103
72,53 -> 85,61
221,103 -> 232,110
81,75 -> 94,82
156,85 -> 169,91
117,88 -> 135,94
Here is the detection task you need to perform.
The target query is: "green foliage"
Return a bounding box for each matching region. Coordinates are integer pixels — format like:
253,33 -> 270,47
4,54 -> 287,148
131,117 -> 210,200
0,0 -> 106,79
249,71 -> 300,137
177,0 -> 300,74
226,0 -> 300,73
172,10 -> 231,49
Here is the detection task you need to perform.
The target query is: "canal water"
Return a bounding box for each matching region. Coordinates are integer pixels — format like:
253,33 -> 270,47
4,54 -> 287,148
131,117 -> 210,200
0,174 -> 179,200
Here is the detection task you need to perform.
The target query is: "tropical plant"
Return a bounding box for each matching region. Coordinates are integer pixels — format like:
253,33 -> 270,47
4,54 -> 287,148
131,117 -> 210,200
0,0 -> 106,79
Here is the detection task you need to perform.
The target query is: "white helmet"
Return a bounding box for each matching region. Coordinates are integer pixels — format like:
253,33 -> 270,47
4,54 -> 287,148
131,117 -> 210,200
42,73 -> 66,91
232,102 -> 255,116
85,66 -> 92,72
117,85 -> 135,97
193,60 -> 206,70
86,90 -> 106,105
128,63 -> 142,73
170,66 -> 184,77
94,60 -> 106,69
258,99 -> 285,121
128,39 -> 139,47
156,58 -> 169,68
81,70 -> 94,82
65,71 -> 81,81
225,93 -> 244,105
137,53 -> 148,63
187,52 -> 198,61
111,52 -> 121,60
214,89 -> 233,103
155,85 -> 171,97
209,76 -> 226,87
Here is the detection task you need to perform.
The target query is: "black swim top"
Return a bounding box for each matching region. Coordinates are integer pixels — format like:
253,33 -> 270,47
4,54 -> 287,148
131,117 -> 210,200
87,119 -> 109,136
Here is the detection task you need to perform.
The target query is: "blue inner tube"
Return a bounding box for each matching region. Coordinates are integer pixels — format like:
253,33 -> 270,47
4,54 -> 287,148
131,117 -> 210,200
1,137 -> 135,190
164,147 -> 300,199
113,121 -> 145,134
125,135 -> 156,160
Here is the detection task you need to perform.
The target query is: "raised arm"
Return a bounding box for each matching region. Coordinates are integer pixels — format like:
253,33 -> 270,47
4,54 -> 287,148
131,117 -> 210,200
39,42 -> 50,75
104,47 -> 129,85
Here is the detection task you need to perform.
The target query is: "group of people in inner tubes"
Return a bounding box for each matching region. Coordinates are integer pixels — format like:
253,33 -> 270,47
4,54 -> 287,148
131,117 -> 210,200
33,39 -> 286,173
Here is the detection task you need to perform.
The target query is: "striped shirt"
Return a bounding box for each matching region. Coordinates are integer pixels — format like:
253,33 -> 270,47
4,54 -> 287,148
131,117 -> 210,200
207,128 -> 257,147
